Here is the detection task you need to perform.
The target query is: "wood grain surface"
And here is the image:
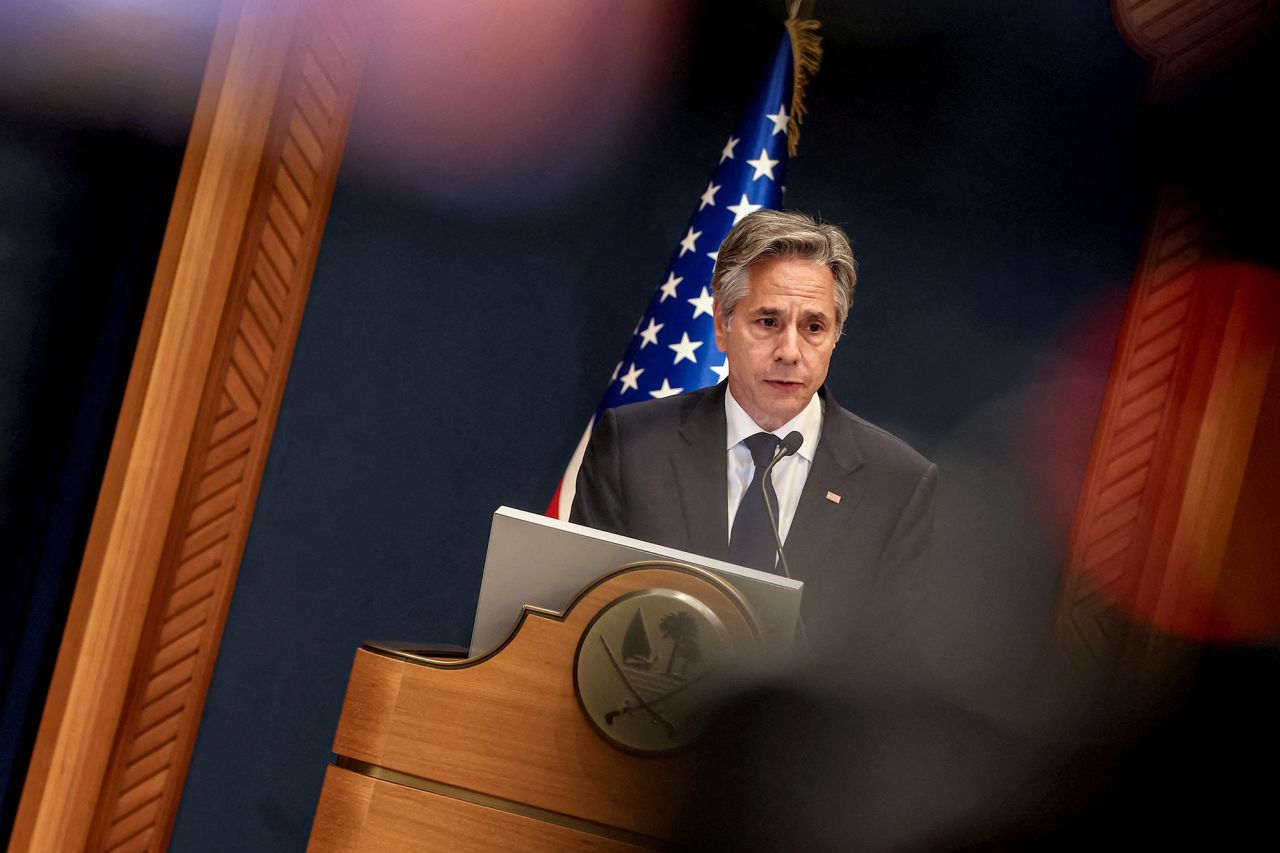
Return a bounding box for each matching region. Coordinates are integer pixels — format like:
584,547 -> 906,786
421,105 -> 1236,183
10,1 -> 373,850
1050,0 -> 1279,712
318,566 -> 762,847
308,765 -> 652,853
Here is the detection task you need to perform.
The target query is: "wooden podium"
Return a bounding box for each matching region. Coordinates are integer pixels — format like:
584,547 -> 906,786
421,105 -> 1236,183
307,563 -> 762,851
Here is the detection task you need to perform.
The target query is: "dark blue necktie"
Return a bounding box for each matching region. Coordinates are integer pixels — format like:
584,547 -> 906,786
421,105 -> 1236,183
728,432 -> 781,572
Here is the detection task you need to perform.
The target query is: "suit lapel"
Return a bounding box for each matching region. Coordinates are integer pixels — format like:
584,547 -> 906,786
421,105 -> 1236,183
672,384 -> 730,560
784,388 -> 866,577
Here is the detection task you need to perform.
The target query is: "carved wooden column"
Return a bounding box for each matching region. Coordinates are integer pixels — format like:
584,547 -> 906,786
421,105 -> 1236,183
1051,0 -> 1280,719
11,1 -> 374,849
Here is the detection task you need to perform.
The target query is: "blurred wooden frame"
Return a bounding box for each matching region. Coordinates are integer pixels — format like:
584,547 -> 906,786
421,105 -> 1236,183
9,0 -> 1279,850
11,0 -> 376,849
1051,0 -> 1280,716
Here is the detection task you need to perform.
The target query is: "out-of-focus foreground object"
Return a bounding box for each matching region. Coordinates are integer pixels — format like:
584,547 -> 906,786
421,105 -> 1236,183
1050,0 -> 1280,726
10,1 -> 376,849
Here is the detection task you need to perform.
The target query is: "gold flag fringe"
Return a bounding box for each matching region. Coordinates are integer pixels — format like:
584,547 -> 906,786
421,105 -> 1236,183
784,0 -> 823,157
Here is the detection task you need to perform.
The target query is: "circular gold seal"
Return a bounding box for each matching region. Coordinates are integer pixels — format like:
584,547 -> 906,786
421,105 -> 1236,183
574,589 -> 734,754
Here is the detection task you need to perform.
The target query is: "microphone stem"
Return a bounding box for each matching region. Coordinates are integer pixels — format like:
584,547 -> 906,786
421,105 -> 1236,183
761,449 -> 810,650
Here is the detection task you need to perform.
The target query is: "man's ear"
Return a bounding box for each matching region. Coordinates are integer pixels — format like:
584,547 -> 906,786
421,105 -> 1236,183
713,299 -> 729,353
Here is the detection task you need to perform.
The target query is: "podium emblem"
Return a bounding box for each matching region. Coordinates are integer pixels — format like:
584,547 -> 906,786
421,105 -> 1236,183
574,589 -> 734,754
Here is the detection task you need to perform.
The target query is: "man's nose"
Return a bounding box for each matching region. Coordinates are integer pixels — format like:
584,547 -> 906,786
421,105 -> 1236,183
774,325 -> 800,362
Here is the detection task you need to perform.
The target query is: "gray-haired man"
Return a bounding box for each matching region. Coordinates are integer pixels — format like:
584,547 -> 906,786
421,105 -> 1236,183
572,210 -> 936,653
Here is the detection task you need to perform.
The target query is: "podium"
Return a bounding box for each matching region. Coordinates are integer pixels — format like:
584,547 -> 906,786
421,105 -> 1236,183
307,562 -> 763,851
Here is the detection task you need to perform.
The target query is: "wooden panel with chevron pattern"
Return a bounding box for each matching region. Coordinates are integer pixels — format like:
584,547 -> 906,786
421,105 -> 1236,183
1052,0 -> 1279,709
10,1 -> 373,851
85,6 -> 371,850
1053,188 -> 1209,678
1113,0 -> 1279,98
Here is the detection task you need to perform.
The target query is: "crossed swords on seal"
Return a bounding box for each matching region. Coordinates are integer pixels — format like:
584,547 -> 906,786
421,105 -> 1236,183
598,635 -> 711,740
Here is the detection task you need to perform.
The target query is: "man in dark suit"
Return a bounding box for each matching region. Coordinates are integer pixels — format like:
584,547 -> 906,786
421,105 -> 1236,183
571,210 -> 936,655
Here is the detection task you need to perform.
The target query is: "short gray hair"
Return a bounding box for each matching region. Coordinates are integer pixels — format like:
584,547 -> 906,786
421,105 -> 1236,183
711,209 -> 857,331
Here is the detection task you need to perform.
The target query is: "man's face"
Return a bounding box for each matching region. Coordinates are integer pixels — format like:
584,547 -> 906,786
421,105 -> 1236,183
713,257 -> 839,432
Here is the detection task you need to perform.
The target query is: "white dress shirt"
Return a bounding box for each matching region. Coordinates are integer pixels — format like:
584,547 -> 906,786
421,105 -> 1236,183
724,388 -> 824,548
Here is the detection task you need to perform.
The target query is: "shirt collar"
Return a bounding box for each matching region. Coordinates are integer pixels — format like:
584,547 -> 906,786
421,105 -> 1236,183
724,386 -> 823,462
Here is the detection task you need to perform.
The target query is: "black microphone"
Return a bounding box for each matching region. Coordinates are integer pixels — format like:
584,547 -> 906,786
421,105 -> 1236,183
761,431 -> 809,647
776,430 -> 804,460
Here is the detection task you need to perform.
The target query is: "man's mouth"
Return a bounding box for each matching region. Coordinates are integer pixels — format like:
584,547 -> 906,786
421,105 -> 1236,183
763,380 -> 803,390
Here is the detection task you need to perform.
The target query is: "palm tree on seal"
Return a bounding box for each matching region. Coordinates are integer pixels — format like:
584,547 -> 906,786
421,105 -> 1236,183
659,611 -> 700,676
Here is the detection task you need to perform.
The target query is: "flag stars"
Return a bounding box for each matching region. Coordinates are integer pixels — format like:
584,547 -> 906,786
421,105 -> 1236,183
668,332 -> 704,365
765,103 -> 789,136
699,181 -> 721,210
720,135 -> 739,163
711,359 -> 729,382
746,148 -> 779,181
638,317 -> 663,348
618,362 -> 644,394
727,194 -> 763,224
659,272 -> 682,302
679,227 -> 701,257
687,286 -> 714,319
650,378 -> 684,399
611,361 -> 622,381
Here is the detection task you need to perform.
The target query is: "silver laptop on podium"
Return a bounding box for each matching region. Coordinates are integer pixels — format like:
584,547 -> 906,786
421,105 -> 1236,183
469,506 -> 803,658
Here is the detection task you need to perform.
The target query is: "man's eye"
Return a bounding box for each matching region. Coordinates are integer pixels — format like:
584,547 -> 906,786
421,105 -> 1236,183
759,317 -> 776,328
807,323 -> 824,333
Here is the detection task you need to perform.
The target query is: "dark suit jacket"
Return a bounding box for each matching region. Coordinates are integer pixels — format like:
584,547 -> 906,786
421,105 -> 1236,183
570,382 -> 937,653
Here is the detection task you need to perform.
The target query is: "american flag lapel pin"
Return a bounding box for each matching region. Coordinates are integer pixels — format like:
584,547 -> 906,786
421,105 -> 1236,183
826,490 -> 841,504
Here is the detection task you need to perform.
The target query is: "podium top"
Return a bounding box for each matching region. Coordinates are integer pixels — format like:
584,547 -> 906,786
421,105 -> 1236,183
469,507 -> 802,658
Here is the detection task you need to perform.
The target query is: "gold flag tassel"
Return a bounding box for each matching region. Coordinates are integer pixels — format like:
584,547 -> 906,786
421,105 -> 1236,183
784,0 -> 823,157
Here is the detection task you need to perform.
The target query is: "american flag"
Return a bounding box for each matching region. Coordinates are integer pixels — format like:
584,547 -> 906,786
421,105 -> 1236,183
547,23 -> 810,519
